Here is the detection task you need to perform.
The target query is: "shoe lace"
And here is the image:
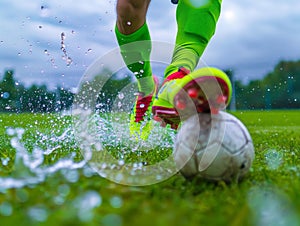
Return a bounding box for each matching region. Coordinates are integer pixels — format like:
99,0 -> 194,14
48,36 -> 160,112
134,92 -> 153,122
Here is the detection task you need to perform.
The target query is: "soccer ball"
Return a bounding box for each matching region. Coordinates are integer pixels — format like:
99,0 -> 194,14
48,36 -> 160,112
174,111 -> 255,183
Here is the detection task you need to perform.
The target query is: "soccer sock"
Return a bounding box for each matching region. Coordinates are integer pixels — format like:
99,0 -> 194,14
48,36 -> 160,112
115,23 -> 154,96
164,0 -> 222,77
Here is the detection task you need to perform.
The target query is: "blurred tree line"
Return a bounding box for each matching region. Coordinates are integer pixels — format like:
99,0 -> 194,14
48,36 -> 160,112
0,59 -> 299,113
0,70 -> 74,113
231,60 -> 300,110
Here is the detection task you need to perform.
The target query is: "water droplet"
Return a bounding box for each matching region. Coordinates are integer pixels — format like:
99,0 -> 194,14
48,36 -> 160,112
139,104 -> 145,108
28,206 -> 48,222
127,21 -> 132,26
265,149 -> 282,170
16,189 -> 29,203
61,32 -> 66,40
23,148 -> 44,170
40,5 -> 50,17
2,92 -> 10,99
0,202 -> 13,216
66,57 -> 73,66
1,157 -> 10,166
118,160 -> 125,166
118,92 -> 124,100
83,167 -> 95,177
110,196 -> 123,208
101,214 -> 122,226
53,195 -> 65,205
75,191 -> 102,222
117,102 -> 122,108
58,184 -> 70,197
62,169 -> 79,183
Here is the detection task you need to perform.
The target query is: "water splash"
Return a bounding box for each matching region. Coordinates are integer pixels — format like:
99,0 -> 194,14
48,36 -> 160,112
0,126 -> 87,191
248,186 -> 300,226
72,105 -> 178,186
28,206 -> 48,222
74,191 -> 102,222
40,5 -> 50,18
60,32 -> 73,66
0,202 -> 13,216
0,108 -> 177,189
265,149 -> 283,170
70,44 -> 186,185
110,196 -> 123,208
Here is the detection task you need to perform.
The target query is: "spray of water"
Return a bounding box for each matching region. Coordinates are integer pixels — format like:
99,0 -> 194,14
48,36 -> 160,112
248,186 -> 300,226
0,124 -> 86,191
70,41 -> 199,186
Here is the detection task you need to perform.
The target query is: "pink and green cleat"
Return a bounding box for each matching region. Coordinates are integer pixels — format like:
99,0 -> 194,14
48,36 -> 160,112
129,76 -> 159,139
152,67 -> 232,129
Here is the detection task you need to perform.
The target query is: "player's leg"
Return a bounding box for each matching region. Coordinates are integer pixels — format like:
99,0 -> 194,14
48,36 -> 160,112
165,0 -> 222,76
153,0 -> 232,129
115,0 -> 154,95
115,0 -> 158,139
116,0 -> 150,35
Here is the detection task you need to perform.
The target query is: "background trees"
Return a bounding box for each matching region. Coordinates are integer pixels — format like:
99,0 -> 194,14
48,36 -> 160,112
0,59 -> 299,113
0,70 -> 73,113
233,60 -> 300,110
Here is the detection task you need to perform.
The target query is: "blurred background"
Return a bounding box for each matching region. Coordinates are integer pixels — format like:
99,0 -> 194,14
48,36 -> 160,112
0,0 -> 300,112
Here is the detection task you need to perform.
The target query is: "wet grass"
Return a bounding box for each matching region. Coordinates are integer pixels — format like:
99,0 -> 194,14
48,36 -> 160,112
0,110 -> 300,226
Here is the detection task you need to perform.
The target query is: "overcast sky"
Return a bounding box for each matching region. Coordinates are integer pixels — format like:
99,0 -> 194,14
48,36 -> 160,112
0,0 -> 300,90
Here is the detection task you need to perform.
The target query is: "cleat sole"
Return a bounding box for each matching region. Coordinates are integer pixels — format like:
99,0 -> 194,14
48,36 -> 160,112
173,76 -> 229,120
175,99 -> 186,110
188,88 -> 199,98
152,68 -> 231,130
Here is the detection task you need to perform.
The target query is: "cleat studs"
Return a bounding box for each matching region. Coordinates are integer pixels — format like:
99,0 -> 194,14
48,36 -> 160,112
188,88 -> 198,98
160,121 -> 167,127
211,108 -> 219,114
198,97 -> 205,105
153,115 -> 162,122
175,99 -> 186,110
216,95 -> 227,104
171,123 -> 178,130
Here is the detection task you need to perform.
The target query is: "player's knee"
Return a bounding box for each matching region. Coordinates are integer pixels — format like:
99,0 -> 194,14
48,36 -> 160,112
117,0 -> 148,16
116,0 -> 149,34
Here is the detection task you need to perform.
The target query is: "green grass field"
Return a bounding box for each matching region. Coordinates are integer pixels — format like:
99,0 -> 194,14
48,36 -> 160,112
0,110 -> 300,226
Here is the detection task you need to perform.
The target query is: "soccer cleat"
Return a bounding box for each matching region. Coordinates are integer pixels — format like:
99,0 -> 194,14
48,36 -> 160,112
129,76 -> 159,140
152,67 -> 232,129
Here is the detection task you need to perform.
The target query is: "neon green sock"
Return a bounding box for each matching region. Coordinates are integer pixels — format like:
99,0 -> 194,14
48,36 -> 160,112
115,23 -> 154,95
165,0 -> 222,77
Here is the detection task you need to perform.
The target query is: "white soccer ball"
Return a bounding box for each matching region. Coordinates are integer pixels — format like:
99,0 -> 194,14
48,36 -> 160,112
174,111 -> 255,183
